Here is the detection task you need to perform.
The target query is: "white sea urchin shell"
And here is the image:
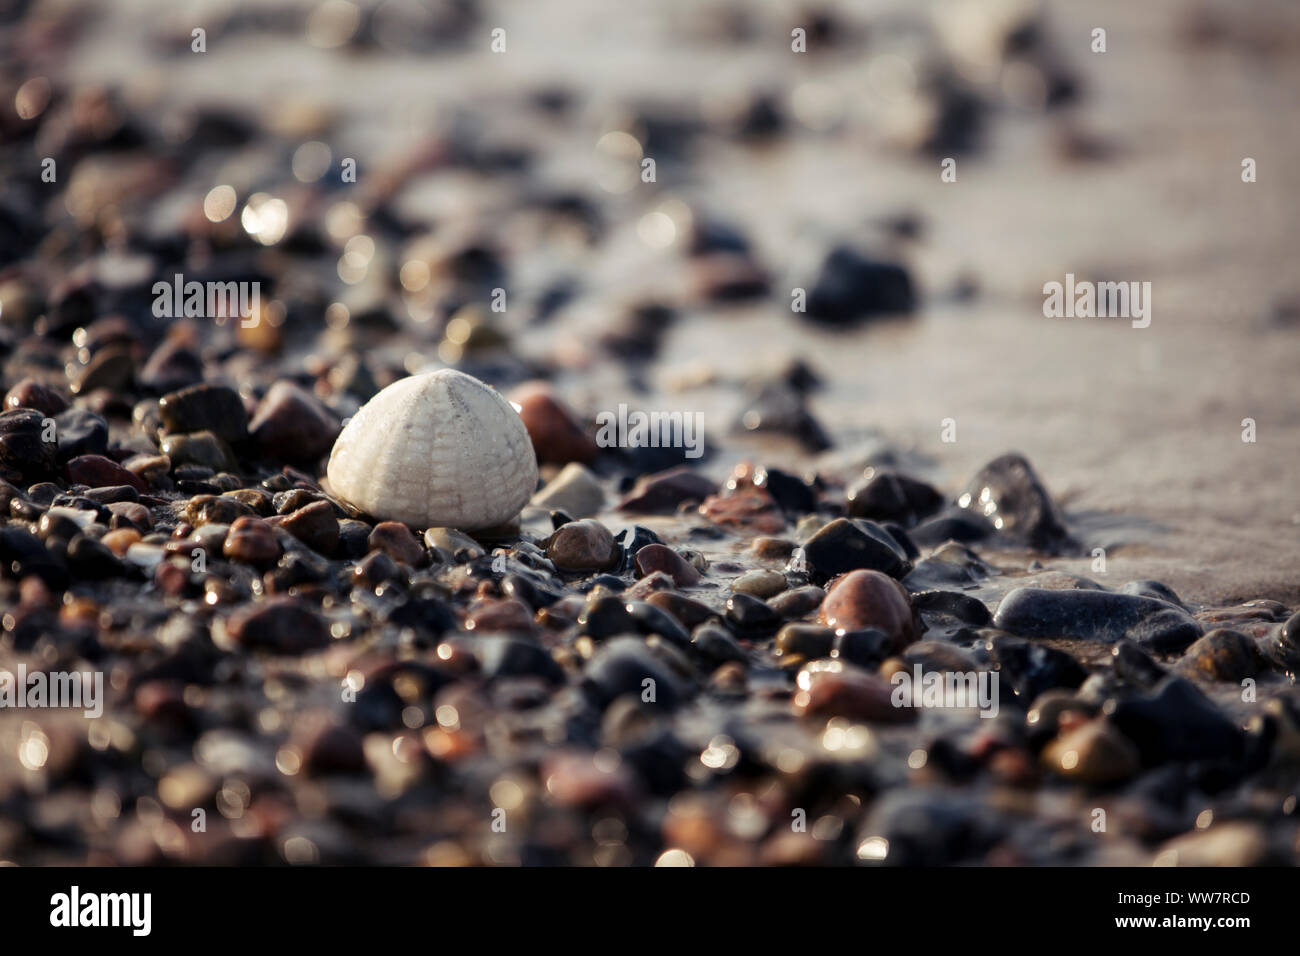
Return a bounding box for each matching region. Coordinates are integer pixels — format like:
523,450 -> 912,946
326,368 -> 539,529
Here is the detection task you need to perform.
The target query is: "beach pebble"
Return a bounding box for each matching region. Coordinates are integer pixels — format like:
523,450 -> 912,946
531,462 -> 605,518
793,663 -> 914,723
802,518 -> 911,583
278,501 -> 339,555
224,598 -> 330,654
819,569 -> 917,651
4,379 -> 68,416
698,484 -> 786,533
161,431 -> 238,472
993,587 -> 1201,645
0,409 -> 58,483
618,467 -> 716,514
248,381 -> 341,462
65,454 -> 147,493
957,454 -> 1073,551
1177,629 -> 1265,682
731,569 -> 787,598
159,383 -> 249,443
847,471 -> 942,525
1042,720 -> 1140,784
509,382 -> 597,466
583,636 -> 689,709
223,516 -> 281,567
1108,677 -> 1244,764
54,408 -> 109,460
547,519 -> 620,572
633,543 -> 700,586
985,636 -> 1087,701
368,521 -> 425,567
801,246 -> 916,324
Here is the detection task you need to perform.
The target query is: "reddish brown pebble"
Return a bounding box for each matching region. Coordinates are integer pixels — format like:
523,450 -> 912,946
248,381 -> 341,463
224,597 -> 331,654
4,379 -> 68,417
633,543 -> 701,586
223,516 -> 282,567
368,520 -> 425,566
509,381 -> 598,466
793,665 -> 915,723
819,569 -> 917,652
699,485 -> 785,533
617,466 -> 716,514
546,519 -> 620,572
64,454 -> 148,493
278,500 -> 340,556
466,597 -> 535,634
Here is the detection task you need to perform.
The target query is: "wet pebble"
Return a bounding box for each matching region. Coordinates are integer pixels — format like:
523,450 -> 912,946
223,598 -> 330,654
277,500 -> 339,555
509,382 -> 597,465
159,383 -> 249,443
1177,629 -> 1265,682
5,379 -> 67,416
802,518 -> 911,583
819,569 -> 917,652
547,519 -> 620,572
368,521 -> 425,567
794,663 -> 914,723
1042,720 -> 1140,784
633,543 -> 700,586
248,381 -> 340,462
957,453 -> 1073,552
993,587 -> 1201,646
617,466 -> 716,514
847,470 -> 942,525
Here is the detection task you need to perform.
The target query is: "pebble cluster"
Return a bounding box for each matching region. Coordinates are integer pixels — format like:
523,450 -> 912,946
1,0 -> 1297,868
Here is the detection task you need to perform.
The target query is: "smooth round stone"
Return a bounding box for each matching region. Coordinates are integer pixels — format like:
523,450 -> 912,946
768,585 -> 826,620
368,520 -> 425,567
248,381 -> 340,462
159,383 -> 249,443
831,628 -> 894,669
547,519 -> 620,572
466,597 -> 535,634
278,501 -> 339,556
691,622 -> 748,664
910,589 -> 992,626
775,623 -> 835,659
223,516 -> 281,567
508,382 -> 597,466
123,453 -> 170,485
633,543 -> 700,586
794,663 -> 915,723
1177,629 -> 1264,682
583,636 -> 690,709
993,587 -> 1201,646
1042,720 -> 1139,784
1110,640 -> 1166,689
64,454 -> 147,493
4,379 -> 68,416
751,536 -> 795,559
289,713 -> 366,777
223,488 -> 273,515
617,466 -> 716,514
645,590 -> 715,629
578,594 -> 638,639
1107,677 -> 1244,764
223,597 -> 330,654
66,534 -> 123,577
731,569 -> 787,598
698,485 -> 786,534
0,408 -> 58,483
185,494 -> 255,526
1280,611 -> 1300,650
725,593 -> 780,635
353,550 -> 403,587
160,431 -> 238,473
53,408 -> 108,461
530,461 -> 605,518
819,569 -> 917,652
101,528 -> 142,556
